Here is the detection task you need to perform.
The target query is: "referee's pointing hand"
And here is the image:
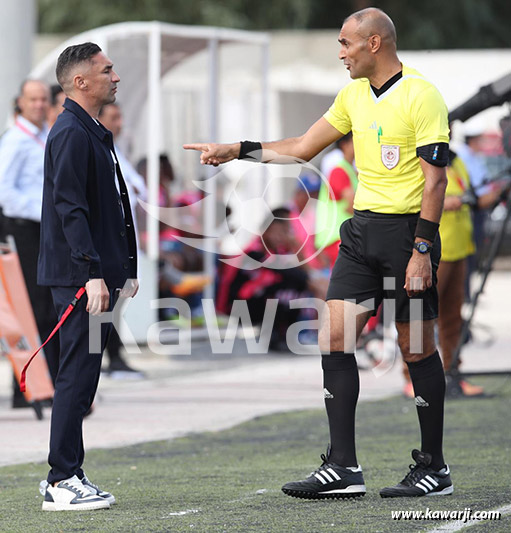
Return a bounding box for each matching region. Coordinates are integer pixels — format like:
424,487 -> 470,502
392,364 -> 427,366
183,142 -> 239,166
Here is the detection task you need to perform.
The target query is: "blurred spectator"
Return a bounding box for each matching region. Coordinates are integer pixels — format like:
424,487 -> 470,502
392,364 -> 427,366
288,173 -> 329,300
136,154 -> 174,235
456,125 -> 495,298
46,84 -> 66,128
95,103 -> 147,377
457,126 -> 489,258
320,139 -> 344,181
217,207 -> 309,351
99,103 -> 147,207
136,154 -> 210,321
315,132 -> 357,268
0,80 -> 59,404
289,173 -> 323,267
455,125 -> 507,301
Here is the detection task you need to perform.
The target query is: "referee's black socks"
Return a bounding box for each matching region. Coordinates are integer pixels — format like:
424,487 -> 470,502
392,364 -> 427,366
406,350 -> 445,471
321,351 -> 359,468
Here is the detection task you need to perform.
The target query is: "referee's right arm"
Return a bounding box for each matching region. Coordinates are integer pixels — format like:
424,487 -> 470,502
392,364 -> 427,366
183,117 -> 342,165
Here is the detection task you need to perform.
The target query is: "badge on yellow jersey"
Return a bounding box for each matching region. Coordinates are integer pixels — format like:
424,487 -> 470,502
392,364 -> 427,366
381,145 -> 400,169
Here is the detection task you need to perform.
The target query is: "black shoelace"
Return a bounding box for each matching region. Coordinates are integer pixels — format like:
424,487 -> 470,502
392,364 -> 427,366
309,454 -> 333,477
401,463 -> 431,487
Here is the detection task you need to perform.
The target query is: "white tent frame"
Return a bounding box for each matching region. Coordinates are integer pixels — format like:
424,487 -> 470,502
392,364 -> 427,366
31,22 -> 270,340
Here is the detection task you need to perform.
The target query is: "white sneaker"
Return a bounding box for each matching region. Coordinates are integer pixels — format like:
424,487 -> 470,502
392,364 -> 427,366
42,475 -> 110,511
81,473 -> 116,504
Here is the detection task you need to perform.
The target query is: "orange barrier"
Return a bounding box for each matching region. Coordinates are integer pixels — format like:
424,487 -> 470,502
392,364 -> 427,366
0,243 -> 54,412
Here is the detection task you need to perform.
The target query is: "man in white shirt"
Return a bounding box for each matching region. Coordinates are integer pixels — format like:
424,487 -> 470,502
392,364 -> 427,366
0,80 -> 59,402
97,102 -> 146,377
98,103 -> 147,204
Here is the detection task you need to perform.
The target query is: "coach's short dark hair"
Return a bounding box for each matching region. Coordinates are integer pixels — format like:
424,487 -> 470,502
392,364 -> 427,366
56,42 -> 102,90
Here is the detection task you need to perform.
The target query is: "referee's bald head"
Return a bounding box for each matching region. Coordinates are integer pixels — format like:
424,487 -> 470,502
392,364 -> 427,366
344,8 -> 397,48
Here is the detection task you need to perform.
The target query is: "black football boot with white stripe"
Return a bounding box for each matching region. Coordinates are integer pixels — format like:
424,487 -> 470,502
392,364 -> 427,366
380,449 -> 453,498
282,450 -> 366,500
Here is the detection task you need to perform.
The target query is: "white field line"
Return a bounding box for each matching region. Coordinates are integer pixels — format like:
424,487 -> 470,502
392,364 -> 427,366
161,509 -> 200,517
428,503 -> 511,532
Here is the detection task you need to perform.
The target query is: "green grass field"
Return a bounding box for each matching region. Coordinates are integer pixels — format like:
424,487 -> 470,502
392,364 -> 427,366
1,376 -> 510,533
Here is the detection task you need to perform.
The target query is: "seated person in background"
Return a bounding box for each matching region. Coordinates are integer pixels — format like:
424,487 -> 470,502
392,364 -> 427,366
217,207 -> 310,351
159,190 -> 210,324
136,154 -> 210,319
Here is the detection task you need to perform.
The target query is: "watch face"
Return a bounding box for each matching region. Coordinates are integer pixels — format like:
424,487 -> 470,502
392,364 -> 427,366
417,242 -> 429,253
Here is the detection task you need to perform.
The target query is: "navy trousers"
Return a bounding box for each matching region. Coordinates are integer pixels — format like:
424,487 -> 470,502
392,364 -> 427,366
47,286 -> 114,484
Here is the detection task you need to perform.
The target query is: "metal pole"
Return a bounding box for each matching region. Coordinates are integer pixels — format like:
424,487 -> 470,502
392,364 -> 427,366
261,40 -> 270,145
0,0 -> 35,130
147,23 -> 162,261
260,40 -> 271,198
203,38 -> 219,301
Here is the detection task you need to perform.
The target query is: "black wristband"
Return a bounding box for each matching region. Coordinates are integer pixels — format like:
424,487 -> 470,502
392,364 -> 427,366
239,140 -> 262,161
414,217 -> 439,242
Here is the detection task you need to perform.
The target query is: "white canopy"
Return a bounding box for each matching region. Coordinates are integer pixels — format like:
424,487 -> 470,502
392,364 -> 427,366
31,22 -> 270,341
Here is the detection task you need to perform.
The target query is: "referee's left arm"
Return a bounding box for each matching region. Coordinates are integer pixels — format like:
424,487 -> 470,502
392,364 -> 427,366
417,158 -> 447,235
404,159 -> 447,297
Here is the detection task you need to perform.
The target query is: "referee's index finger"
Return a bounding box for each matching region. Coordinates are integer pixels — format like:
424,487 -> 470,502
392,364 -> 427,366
183,143 -> 208,151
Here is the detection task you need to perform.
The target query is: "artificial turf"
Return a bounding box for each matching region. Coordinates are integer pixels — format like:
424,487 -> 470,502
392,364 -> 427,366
0,376 -> 509,532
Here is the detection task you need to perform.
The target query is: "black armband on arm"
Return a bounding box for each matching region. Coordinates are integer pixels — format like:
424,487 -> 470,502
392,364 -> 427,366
239,140 -> 263,161
416,142 -> 449,167
414,217 -> 439,242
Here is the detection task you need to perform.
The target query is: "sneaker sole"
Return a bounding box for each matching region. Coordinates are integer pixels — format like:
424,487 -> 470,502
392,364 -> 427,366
42,500 -> 110,511
380,485 -> 454,498
282,485 -> 366,500
427,485 -> 454,496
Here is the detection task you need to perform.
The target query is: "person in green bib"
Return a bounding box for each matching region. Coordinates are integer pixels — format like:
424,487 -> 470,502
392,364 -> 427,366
316,132 -> 357,268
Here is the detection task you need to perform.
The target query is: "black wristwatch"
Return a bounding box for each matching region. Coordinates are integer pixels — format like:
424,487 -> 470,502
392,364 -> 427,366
413,241 -> 432,254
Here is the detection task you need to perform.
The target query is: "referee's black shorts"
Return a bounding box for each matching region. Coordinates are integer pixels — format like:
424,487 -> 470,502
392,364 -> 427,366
326,210 -> 441,322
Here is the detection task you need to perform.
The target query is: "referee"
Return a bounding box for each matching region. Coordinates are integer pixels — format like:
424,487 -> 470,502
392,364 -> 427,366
185,8 -> 451,499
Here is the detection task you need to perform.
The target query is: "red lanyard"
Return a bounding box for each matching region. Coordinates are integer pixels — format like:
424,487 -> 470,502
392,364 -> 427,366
20,287 -> 86,392
15,120 -> 46,149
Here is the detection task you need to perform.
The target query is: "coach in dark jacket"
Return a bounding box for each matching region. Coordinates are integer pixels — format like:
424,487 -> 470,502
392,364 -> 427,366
37,42 -> 138,512
38,96 -> 137,286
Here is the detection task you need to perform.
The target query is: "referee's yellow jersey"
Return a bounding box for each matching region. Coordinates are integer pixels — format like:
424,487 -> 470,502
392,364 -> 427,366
324,65 -> 449,214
